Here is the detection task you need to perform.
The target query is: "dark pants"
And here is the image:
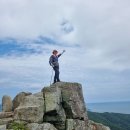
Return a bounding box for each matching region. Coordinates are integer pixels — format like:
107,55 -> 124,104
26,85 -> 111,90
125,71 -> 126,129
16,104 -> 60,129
53,66 -> 60,83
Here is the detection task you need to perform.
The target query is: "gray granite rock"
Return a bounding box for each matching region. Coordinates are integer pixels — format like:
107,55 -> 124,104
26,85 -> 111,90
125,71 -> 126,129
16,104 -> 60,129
50,82 -> 88,121
0,125 -> 6,130
0,112 -> 13,119
66,119 -> 86,130
27,123 -> 57,130
2,96 -> 12,112
42,86 -> 66,130
89,120 -> 111,130
13,92 -> 32,110
14,92 -> 44,123
0,118 -> 13,125
0,82 -> 111,130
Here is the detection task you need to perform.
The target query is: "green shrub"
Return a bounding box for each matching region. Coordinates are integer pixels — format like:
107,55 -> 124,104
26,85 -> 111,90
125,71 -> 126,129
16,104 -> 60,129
9,122 -> 29,130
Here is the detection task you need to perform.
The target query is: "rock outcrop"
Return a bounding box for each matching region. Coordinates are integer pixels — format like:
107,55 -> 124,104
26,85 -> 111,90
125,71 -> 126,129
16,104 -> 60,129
0,82 -> 111,130
2,96 -> 12,112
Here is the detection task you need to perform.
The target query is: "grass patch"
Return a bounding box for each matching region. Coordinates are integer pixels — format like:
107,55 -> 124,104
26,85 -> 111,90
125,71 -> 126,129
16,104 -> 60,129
8,122 -> 29,130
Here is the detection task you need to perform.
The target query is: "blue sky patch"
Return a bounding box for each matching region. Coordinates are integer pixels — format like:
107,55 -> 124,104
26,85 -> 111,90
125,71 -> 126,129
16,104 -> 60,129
0,39 -> 37,56
0,38 -> 54,56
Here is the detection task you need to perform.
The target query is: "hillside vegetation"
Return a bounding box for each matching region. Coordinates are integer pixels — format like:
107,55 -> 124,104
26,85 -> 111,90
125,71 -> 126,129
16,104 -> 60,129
88,111 -> 130,130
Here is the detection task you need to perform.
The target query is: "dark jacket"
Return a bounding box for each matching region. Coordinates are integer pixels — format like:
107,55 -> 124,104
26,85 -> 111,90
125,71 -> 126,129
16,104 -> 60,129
49,54 -> 61,67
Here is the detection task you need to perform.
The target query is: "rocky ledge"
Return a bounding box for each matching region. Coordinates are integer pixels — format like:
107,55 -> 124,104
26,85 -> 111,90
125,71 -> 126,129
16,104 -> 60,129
0,82 -> 110,130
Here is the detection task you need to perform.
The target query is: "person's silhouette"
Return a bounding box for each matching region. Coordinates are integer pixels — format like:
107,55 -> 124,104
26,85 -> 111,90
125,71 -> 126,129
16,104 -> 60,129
49,50 -> 65,84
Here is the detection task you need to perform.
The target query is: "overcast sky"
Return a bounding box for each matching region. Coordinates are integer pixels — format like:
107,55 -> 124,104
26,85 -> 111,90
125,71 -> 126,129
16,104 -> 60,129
0,0 -> 130,103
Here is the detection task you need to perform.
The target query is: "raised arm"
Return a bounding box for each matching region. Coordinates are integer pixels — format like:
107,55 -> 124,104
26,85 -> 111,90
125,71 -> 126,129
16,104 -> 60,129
58,50 -> 65,57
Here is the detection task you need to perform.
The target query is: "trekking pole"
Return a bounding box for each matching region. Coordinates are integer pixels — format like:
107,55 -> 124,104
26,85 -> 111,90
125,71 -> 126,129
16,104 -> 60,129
50,68 -> 54,85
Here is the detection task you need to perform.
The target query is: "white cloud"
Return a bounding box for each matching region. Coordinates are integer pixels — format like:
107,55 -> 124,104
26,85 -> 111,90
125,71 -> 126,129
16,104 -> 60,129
0,42 -> 130,102
0,0 -> 130,102
0,0 -> 77,39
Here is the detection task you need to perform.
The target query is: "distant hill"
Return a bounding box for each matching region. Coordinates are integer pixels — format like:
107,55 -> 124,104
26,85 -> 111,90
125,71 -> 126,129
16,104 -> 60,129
88,111 -> 130,130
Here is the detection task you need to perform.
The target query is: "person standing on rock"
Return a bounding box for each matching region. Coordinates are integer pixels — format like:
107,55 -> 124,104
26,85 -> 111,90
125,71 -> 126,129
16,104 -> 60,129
49,50 -> 65,84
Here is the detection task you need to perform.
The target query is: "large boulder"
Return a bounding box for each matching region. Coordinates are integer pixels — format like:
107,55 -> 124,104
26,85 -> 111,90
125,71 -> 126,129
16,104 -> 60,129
27,123 -> 57,130
0,125 -> 6,130
2,95 -> 12,112
42,86 -> 62,113
42,86 -> 66,130
14,92 -> 44,123
13,92 -> 32,110
50,82 -> 88,121
66,119 -> 87,130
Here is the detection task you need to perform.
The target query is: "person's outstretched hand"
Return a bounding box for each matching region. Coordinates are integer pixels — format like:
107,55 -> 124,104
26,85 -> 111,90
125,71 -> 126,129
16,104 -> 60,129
61,50 -> 66,55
